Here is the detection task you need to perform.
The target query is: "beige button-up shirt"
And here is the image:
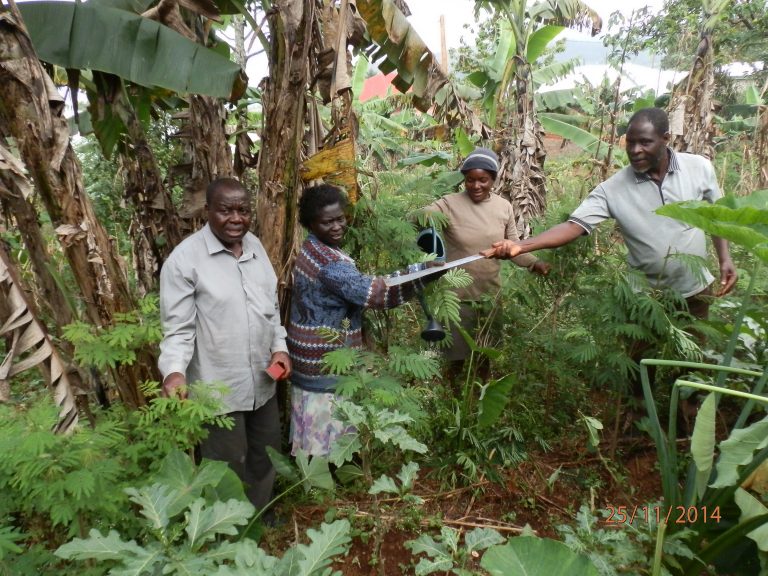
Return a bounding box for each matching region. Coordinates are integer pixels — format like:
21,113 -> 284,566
159,224 -> 288,414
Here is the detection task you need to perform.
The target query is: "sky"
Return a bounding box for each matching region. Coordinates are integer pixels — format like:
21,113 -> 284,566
405,0 -> 666,57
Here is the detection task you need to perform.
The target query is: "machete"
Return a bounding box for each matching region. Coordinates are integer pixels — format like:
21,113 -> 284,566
383,254 -> 486,287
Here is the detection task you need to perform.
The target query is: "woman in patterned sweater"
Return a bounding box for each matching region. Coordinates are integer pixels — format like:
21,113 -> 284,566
287,184 -> 432,456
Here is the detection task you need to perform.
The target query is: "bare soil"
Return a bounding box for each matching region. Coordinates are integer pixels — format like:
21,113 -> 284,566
266,435 -> 662,575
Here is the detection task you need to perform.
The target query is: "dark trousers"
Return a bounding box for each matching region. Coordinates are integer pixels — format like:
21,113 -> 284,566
200,395 -> 281,511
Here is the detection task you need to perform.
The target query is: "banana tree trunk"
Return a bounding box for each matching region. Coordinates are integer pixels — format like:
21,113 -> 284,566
257,0 -> 315,295
0,158 -> 74,329
0,9 -> 151,407
0,243 -> 78,432
497,57 -> 547,238
668,33 -> 716,158
172,95 -> 233,227
89,73 -> 184,294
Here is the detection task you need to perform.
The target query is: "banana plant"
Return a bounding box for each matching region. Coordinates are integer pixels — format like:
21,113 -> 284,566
472,0 -> 602,237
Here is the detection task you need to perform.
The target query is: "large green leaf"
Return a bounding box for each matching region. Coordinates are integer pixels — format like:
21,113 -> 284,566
294,520 -> 352,576
540,113 -> 609,158
527,25 -> 564,63
295,450 -> 335,493
691,393 -> 717,500
710,416 -> 768,488
481,536 -> 599,576
464,528 -> 505,554
125,484 -> 175,531
18,1 -> 243,100
185,498 -> 254,550
735,488 -> 768,552
656,190 -> 768,262
478,374 -> 516,428
154,450 -> 233,516
55,529 -> 155,563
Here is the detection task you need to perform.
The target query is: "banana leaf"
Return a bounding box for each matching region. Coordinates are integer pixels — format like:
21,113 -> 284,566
17,1 -> 244,100
540,113 -> 609,158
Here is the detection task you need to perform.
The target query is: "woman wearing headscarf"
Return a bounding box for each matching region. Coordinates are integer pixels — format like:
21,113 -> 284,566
423,147 -> 550,369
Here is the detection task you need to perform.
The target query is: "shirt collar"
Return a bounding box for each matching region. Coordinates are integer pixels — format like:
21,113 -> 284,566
202,223 -> 257,258
633,147 -> 679,183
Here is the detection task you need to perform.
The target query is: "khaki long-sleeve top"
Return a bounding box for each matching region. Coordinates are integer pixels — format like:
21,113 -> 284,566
159,224 -> 288,414
425,191 -> 538,300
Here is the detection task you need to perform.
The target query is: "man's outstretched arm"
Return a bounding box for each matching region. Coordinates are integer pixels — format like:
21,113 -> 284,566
482,221 -> 587,259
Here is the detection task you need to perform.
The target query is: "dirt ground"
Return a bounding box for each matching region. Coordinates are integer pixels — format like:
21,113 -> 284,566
267,434 -> 663,575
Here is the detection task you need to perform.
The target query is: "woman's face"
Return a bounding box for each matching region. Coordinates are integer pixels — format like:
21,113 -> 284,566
463,169 -> 494,203
310,202 -> 347,247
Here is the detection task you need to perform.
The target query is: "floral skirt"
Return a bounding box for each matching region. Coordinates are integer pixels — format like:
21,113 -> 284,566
290,386 -> 353,457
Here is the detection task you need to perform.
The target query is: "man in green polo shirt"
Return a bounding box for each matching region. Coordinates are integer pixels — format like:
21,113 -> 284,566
482,107 -> 738,317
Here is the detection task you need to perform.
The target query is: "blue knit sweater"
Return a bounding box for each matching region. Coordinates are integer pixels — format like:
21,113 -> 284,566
287,235 -> 424,392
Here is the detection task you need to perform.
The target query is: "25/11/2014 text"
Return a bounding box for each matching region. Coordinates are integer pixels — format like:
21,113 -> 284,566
604,505 -> 721,526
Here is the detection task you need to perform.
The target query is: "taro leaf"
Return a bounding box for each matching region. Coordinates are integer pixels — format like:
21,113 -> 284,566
734,488 -> 768,552
295,520 -> 352,576
208,466 -> 248,504
295,450 -> 335,493
478,374 -> 516,429
711,416 -> 768,488
691,393 -> 717,500
481,536 -> 600,576
125,484 -> 176,531
369,474 -> 399,495
267,446 -> 300,483
465,528 -> 506,555
55,529 -> 154,563
656,190 -> 768,262
18,1 -> 243,100
456,325 -> 502,360
185,498 -> 254,550
329,433 -> 362,467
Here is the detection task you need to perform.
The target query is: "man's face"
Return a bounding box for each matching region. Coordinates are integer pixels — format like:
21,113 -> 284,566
625,119 -> 670,174
310,202 -> 347,247
206,186 -> 252,248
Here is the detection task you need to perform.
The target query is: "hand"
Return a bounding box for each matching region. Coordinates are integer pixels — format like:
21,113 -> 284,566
480,239 -> 521,259
270,351 -> 292,380
162,372 -> 188,399
716,259 -> 738,296
530,260 -> 551,276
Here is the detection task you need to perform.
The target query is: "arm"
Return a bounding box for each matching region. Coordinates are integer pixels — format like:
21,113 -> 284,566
318,259 -> 424,311
482,221 -> 587,259
158,258 -> 196,399
712,236 -> 737,296
267,279 -> 292,378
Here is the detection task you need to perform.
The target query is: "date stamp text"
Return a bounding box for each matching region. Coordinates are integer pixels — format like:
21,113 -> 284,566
604,505 -> 721,526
